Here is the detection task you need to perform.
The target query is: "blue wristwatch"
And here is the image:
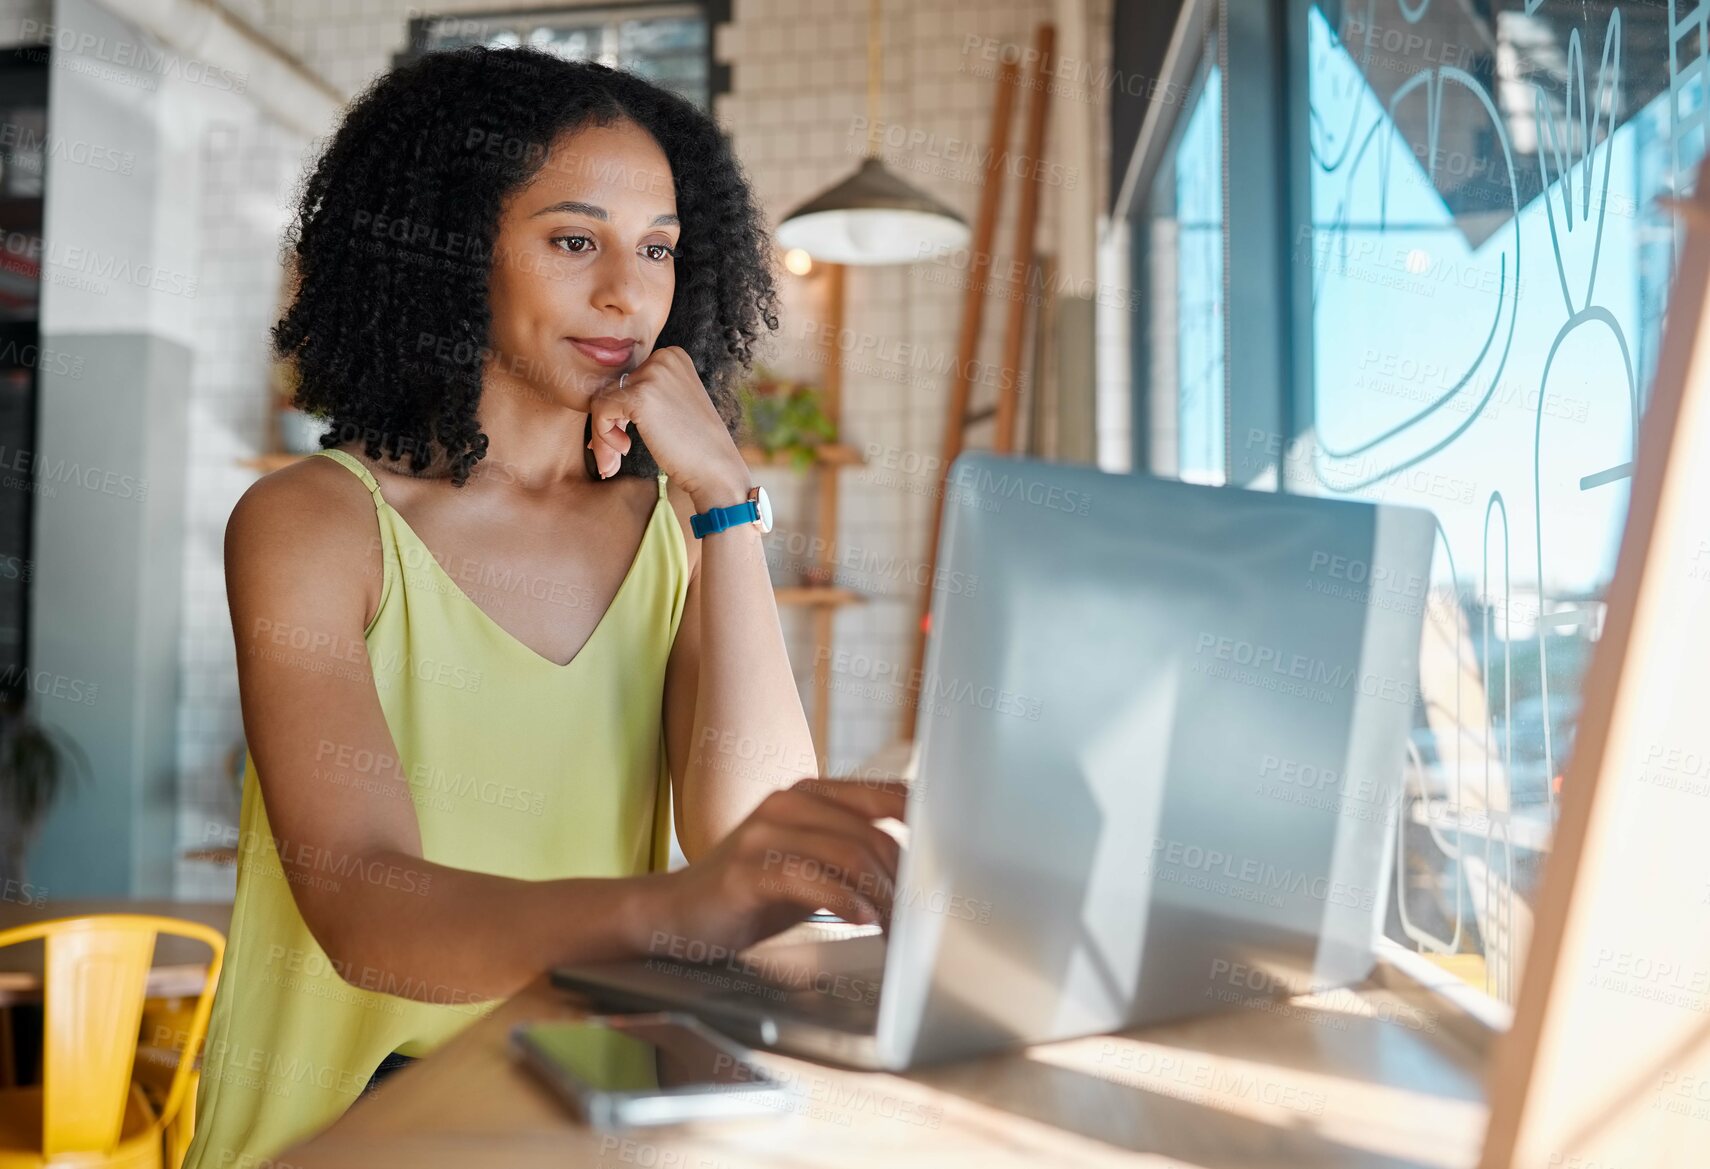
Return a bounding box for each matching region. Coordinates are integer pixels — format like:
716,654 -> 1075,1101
690,485 -> 773,538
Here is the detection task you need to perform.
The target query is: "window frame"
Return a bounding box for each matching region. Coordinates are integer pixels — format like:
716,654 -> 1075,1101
397,1 -> 730,110
1120,0 -> 1304,487
1135,19 -> 1222,481
1121,0 -> 1214,477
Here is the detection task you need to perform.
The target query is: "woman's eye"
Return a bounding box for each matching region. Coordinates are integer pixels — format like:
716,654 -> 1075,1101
551,235 -> 594,254
643,243 -> 677,262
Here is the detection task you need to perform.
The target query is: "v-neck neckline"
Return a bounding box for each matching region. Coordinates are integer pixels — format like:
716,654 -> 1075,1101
377,486 -> 665,672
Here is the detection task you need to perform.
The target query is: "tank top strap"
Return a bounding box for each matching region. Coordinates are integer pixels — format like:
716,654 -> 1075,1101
656,470 -> 667,502
313,448 -> 385,510
309,447 -> 398,630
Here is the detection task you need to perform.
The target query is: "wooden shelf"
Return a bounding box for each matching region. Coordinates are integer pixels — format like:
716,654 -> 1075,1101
739,442 -> 865,468
773,586 -> 865,608
180,847 -> 237,865
238,452 -> 310,472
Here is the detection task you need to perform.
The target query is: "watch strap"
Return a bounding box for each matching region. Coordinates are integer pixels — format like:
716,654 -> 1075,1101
690,500 -> 760,538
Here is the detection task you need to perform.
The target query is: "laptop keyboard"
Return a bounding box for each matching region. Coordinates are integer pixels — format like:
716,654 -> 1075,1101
675,960 -> 885,1028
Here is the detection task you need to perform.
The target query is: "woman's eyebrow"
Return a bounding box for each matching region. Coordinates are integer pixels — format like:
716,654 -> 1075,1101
530,200 -> 679,228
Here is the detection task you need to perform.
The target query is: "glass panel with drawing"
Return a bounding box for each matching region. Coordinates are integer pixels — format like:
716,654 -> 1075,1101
1299,0 -> 1696,1000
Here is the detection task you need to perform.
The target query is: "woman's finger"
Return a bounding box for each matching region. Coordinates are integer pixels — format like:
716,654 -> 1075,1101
749,876 -> 880,929
743,825 -> 897,922
756,787 -> 902,879
591,413 -> 631,457
742,827 -> 889,929
586,390 -> 635,476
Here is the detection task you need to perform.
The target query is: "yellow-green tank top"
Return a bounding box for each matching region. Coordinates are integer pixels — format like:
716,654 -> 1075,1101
183,448 -> 688,1167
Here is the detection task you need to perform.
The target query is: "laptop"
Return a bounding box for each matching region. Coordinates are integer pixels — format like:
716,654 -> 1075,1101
553,451 -> 1437,1070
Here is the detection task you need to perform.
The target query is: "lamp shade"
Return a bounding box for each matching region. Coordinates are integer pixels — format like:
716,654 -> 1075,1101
775,156 -> 970,266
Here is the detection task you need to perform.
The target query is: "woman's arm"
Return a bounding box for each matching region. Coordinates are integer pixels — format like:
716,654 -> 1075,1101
582,346 -> 822,862
227,461 -> 670,1003
661,478 -> 819,862
229,458 -> 898,1006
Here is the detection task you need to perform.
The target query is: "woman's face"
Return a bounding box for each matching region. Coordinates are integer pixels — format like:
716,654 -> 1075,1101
486,116 -> 680,410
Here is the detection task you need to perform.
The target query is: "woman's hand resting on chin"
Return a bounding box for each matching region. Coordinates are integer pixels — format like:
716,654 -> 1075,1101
586,346 -> 750,510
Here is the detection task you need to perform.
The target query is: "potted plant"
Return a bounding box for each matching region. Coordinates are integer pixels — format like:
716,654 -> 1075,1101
0,678 -> 90,886
737,367 -> 836,472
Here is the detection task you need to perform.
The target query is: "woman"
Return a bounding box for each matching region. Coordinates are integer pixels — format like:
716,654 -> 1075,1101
184,47 -> 904,1167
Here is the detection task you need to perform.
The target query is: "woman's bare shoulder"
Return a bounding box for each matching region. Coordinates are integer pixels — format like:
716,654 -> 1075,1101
225,447 -> 385,624
229,448 -> 379,544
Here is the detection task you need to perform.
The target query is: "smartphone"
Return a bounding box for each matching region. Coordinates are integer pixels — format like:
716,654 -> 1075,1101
510,1012 -> 790,1128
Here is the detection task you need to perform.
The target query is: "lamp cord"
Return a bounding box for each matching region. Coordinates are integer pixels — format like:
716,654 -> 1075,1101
866,0 -> 881,159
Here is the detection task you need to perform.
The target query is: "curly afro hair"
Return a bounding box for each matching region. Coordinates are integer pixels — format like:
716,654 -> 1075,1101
275,47 -> 780,486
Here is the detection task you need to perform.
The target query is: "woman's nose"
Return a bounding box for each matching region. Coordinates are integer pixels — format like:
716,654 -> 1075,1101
589,252 -> 645,316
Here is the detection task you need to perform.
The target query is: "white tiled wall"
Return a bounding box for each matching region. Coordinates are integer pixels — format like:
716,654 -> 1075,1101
173,0 -> 1101,895
174,110 -> 311,900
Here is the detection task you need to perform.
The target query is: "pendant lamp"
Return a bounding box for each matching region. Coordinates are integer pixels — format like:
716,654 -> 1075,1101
774,0 -> 970,265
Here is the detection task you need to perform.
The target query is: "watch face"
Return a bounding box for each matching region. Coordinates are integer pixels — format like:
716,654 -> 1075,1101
753,486 -> 773,534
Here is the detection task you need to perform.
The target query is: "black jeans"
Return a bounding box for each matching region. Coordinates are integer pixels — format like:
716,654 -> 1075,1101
361,1050 -> 419,1098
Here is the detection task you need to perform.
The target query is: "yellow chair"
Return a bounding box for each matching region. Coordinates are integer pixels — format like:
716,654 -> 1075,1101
133,996 -> 205,1169
0,915 -> 224,1169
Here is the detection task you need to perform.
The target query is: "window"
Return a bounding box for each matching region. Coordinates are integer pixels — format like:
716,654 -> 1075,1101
1297,0 -> 1691,1002
406,3 -> 714,110
1129,0 -> 1701,1003
1140,27 -> 1225,485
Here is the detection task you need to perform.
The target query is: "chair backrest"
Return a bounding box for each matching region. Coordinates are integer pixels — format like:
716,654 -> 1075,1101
0,914 -> 225,1157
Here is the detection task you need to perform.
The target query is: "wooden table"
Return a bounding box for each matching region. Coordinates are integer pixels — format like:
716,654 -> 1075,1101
0,898 -> 231,1005
280,929 -> 1496,1169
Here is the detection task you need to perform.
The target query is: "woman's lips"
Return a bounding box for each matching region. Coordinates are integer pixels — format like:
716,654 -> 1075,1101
568,336 -> 638,367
